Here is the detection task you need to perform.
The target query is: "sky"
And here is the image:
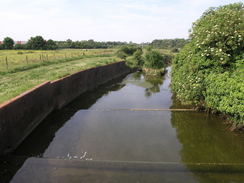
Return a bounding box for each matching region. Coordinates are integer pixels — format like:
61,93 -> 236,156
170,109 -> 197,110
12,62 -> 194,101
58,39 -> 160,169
0,0 -> 240,43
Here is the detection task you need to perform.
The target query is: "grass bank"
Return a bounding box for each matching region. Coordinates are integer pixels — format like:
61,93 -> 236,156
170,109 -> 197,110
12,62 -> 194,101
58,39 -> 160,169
0,49 -> 119,104
0,49 -> 115,73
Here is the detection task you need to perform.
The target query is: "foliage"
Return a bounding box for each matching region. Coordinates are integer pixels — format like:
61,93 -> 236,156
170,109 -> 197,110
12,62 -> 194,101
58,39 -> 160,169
25,36 -> 58,50
172,3 -> 244,123
133,48 -> 144,67
56,39 -> 127,49
3,37 -> 14,49
26,36 -> 46,50
46,39 -> 58,50
116,45 -> 142,67
116,50 -> 127,60
125,48 -> 144,68
144,50 -> 165,69
171,48 -> 179,53
14,44 -> 26,50
117,45 -> 169,74
150,39 -> 188,50
118,45 -> 139,55
204,60 -> 244,122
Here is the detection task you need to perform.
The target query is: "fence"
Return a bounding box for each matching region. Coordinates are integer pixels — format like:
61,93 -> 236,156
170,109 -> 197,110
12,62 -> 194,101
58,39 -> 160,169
0,49 -> 115,73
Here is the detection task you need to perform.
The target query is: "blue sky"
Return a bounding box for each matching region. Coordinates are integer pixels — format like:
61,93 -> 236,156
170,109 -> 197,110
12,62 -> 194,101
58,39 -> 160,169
0,0 -> 240,43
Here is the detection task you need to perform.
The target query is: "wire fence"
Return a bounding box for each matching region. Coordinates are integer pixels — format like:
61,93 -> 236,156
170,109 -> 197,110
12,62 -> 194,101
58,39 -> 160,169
0,49 -> 115,73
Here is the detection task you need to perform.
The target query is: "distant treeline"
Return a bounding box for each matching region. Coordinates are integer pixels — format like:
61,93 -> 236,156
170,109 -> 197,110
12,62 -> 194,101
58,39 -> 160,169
150,39 -> 188,51
0,36 -> 188,50
0,36 -> 58,50
0,36 -> 128,50
56,39 -> 127,49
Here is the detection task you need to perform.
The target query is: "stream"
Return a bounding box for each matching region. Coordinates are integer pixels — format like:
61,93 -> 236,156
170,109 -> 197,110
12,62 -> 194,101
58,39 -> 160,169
2,67 -> 244,183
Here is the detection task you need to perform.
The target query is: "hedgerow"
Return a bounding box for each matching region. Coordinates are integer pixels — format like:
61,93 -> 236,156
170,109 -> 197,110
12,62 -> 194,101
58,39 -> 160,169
172,3 -> 244,124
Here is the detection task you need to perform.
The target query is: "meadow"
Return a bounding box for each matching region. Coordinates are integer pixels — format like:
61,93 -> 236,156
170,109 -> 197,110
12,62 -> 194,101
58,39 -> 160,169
0,49 -> 118,104
0,49 -> 115,74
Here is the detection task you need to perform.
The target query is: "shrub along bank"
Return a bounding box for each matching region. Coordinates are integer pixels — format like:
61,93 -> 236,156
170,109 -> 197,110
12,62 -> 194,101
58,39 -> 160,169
172,3 -> 244,126
117,45 -> 171,75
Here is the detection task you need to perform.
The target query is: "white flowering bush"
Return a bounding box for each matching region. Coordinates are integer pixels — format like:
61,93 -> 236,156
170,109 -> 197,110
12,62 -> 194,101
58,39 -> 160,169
172,3 -> 244,123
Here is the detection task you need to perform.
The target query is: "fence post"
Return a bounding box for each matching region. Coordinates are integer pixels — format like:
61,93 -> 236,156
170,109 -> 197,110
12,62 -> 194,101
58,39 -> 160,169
26,55 -> 28,64
5,56 -> 9,70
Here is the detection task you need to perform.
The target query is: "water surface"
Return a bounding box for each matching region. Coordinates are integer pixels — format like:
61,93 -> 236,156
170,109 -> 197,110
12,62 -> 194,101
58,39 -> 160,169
2,67 -> 244,183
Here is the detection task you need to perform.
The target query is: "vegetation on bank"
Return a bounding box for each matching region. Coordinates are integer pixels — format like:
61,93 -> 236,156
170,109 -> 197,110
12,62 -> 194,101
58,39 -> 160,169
172,3 -> 244,124
0,49 -> 118,104
0,49 -> 115,73
150,39 -> 188,52
117,45 -> 172,75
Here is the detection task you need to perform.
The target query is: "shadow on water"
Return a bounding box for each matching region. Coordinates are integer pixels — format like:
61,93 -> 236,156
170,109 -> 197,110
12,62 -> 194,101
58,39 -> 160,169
0,75 -> 127,183
15,75 -> 127,157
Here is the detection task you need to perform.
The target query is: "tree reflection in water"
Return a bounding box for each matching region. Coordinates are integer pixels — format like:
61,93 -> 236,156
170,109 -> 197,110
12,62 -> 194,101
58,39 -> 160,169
130,72 -> 164,98
171,111 -> 244,183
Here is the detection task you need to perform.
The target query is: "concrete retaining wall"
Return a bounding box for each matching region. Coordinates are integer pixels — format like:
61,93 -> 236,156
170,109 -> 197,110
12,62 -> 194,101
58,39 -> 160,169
0,61 -> 130,155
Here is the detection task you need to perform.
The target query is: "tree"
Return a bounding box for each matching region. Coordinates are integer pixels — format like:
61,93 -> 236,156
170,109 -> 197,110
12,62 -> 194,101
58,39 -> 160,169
172,2 -> 244,123
14,44 -> 26,50
133,48 -> 144,67
46,39 -> 57,50
66,39 -> 73,48
27,36 -> 46,50
116,50 -> 127,60
144,50 -> 165,69
150,39 -> 188,49
3,37 -> 14,49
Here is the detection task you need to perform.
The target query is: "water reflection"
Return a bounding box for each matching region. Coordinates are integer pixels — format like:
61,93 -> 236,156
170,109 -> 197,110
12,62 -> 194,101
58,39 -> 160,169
2,68 -> 244,183
14,76 -> 127,157
127,72 -> 164,97
171,111 -> 244,182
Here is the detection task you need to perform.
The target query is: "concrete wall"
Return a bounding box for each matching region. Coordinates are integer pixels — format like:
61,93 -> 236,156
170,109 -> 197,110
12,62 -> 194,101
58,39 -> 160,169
0,61 -> 130,155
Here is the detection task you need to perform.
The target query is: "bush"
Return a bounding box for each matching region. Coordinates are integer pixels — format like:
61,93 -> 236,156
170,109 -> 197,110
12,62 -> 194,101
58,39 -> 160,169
172,3 -> 244,124
126,48 -> 144,68
116,45 -> 143,68
14,44 -> 26,50
116,50 -> 128,60
144,50 -> 165,69
116,45 -> 139,59
119,45 -> 138,55
205,69 -> 244,122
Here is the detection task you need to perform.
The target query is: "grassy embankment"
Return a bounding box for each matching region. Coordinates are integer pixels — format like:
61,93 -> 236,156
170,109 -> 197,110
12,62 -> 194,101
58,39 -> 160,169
0,49 -> 119,104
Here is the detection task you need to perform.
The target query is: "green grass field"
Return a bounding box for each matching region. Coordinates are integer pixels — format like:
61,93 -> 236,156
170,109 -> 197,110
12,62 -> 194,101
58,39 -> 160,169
0,49 -> 115,73
0,49 -> 119,104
